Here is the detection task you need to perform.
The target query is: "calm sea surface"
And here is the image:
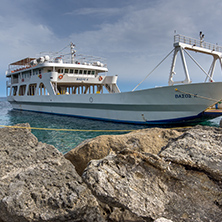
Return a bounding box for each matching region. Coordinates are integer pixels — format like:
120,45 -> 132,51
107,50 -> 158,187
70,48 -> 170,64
0,97 -> 221,154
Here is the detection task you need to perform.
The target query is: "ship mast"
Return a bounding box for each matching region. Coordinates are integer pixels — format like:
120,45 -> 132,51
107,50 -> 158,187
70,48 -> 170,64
70,42 -> 76,64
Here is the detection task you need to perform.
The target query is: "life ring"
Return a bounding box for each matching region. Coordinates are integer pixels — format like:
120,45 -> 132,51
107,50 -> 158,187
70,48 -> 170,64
58,74 -> 63,79
99,76 -> 103,81
39,74 -> 42,79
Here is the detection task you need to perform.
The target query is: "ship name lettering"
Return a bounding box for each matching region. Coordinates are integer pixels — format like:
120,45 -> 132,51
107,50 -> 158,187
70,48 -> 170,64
76,78 -> 89,81
175,94 -> 191,99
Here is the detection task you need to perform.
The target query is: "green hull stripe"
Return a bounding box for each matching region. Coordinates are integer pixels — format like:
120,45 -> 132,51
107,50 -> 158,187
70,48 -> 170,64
11,101 -> 203,112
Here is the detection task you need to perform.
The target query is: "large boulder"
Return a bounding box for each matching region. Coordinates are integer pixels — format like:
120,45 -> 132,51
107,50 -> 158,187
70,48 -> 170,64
2,123 -> 221,222
65,128 -> 182,175
0,124 -> 105,222
82,126 -> 222,222
159,125 -> 222,181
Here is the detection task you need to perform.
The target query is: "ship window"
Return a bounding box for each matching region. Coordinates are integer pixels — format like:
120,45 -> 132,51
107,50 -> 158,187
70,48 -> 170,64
19,85 -> 26,96
61,69 -> 64,73
88,70 -> 91,75
70,69 -> 74,74
92,71 -> 95,75
84,70 -> 87,74
39,83 -> 49,95
11,86 -> 18,96
65,69 -> 69,73
58,69 -> 60,73
75,70 -> 78,74
12,75 -> 19,84
79,70 -> 82,74
27,84 -> 37,96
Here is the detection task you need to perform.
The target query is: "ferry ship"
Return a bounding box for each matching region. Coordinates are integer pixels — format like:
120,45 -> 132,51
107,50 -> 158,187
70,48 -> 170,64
6,34 -> 222,125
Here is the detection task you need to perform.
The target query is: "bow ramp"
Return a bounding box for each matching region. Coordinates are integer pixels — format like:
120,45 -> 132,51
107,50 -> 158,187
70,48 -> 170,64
169,33 -> 222,86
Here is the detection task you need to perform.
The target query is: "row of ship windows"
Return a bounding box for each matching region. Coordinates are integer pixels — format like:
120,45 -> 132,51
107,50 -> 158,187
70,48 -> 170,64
10,83 -> 102,96
11,84 -> 49,96
58,69 -> 95,75
18,69 -> 96,77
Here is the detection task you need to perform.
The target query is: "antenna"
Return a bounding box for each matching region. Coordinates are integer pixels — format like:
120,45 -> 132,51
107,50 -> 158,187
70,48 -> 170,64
70,42 -> 76,64
199,31 -> 204,46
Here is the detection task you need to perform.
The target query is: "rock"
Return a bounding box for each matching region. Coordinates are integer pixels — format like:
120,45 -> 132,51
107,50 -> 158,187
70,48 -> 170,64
154,218 -> 173,222
159,125 -> 222,181
108,207 -> 144,222
2,123 -> 221,222
82,126 -> 222,222
0,124 -> 105,222
65,128 -> 182,175
99,202 -> 146,222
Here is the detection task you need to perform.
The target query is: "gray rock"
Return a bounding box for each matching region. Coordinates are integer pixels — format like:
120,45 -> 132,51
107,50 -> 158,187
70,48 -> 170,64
82,126 -> 222,222
0,124 -> 104,222
65,128 -> 182,176
2,123 -> 221,222
154,218 -> 173,222
159,125 -> 222,181
99,202 -> 146,222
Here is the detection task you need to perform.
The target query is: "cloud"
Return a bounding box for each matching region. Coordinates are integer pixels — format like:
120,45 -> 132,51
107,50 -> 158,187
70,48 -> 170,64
0,17 -> 58,65
1,0 -> 222,96
66,7 -> 123,17
66,0 -> 222,85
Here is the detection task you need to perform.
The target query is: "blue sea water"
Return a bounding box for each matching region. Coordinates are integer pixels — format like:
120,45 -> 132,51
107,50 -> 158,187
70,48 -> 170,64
0,97 -> 221,154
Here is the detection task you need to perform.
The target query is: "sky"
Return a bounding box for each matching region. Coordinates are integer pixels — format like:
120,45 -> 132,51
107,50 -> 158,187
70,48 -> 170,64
1,0 -> 222,96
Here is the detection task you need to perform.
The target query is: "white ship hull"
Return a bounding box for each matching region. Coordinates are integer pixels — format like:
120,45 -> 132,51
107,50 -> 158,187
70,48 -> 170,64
8,82 -> 222,124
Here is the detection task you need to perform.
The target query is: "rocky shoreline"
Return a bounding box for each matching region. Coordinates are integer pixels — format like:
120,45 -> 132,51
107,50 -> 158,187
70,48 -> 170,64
0,123 -> 221,222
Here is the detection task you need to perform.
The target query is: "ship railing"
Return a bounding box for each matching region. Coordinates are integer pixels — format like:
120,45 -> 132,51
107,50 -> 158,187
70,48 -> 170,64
12,79 -> 19,84
64,54 -> 107,67
38,51 -> 107,67
8,65 -> 32,74
174,34 -> 222,53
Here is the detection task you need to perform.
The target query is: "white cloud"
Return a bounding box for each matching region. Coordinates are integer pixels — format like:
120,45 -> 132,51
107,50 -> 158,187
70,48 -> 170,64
65,0 -> 222,89
66,7 -> 123,17
0,17 -> 58,64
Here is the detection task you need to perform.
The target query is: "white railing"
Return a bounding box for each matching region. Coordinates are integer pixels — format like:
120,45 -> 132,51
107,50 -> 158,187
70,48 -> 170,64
174,34 -> 222,53
38,51 -> 107,67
